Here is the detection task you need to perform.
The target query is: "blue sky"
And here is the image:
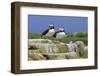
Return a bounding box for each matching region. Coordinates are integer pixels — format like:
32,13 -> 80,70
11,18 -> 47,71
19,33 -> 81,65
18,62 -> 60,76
28,15 -> 88,33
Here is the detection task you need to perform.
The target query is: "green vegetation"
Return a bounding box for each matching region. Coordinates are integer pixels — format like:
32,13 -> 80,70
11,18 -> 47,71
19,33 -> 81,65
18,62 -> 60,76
28,32 -> 88,45
61,36 -> 87,46
73,32 -> 87,37
62,32 -> 88,45
28,33 -> 41,39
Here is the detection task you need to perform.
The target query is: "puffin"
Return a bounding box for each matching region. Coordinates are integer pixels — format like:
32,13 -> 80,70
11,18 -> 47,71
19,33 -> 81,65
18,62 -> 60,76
53,27 -> 66,40
41,24 -> 55,38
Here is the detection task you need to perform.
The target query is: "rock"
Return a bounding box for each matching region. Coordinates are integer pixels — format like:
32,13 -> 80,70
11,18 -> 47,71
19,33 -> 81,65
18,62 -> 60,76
47,43 -> 58,53
55,54 -> 67,60
56,43 -> 68,53
66,41 -> 85,57
28,39 -> 68,54
28,53 -> 46,60
28,39 -> 87,60
65,52 -> 79,59
66,43 -> 76,52
43,54 -> 57,60
84,46 -> 88,52
74,41 -> 85,57
82,46 -> 88,58
43,53 -> 66,60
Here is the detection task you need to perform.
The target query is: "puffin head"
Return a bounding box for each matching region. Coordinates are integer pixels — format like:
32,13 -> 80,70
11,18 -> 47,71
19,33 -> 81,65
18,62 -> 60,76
58,27 -> 65,32
48,24 -> 54,29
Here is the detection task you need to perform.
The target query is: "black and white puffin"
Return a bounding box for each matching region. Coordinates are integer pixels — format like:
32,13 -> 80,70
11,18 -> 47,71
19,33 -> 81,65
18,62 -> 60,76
41,24 -> 55,38
53,28 -> 66,40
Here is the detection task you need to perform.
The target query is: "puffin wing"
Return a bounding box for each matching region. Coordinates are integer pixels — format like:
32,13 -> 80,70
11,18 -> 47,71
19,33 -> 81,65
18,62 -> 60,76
53,31 -> 59,37
41,29 -> 49,36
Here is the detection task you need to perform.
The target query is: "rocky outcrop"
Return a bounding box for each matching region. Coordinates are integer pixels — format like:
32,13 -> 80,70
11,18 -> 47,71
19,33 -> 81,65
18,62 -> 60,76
28,39 -> 87,60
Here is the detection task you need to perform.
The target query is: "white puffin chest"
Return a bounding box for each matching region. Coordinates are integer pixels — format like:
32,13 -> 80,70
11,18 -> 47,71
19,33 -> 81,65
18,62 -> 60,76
46,29 -> 55,36
56,32 -> 66,39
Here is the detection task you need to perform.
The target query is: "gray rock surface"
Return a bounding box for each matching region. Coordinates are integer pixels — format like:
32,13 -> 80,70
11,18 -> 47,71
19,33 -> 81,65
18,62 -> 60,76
28,39 -> 87,60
